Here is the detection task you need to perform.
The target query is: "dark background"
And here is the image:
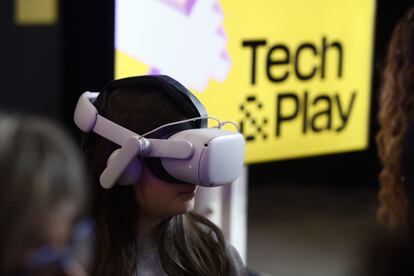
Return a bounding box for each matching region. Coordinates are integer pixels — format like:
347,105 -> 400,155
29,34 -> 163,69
0,0 -> 413,188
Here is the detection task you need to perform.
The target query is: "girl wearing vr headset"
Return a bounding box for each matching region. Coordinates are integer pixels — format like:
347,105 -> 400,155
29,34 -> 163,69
82,75 -> 246,275
0,115 -> 89,276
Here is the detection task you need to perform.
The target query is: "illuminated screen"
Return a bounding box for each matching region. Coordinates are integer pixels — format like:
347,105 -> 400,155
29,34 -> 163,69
115,0 -> 376,164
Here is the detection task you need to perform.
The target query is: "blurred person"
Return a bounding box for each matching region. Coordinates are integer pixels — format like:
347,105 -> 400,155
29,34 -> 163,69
82,75 -> 246,275
376,6 -> 414,231
0,115 -> 90,276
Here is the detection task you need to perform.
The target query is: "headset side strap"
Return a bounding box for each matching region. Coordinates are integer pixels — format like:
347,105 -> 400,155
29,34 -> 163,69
94,115 -> 138,146
100,136 -> 143,189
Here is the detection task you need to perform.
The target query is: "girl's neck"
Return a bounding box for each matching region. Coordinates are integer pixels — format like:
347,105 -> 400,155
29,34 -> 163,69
137,212 -> 164,238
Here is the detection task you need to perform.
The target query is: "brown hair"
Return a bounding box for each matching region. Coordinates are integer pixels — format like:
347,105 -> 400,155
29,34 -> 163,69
376,7 -> 414,230
0,115 -> 88,274
84,82 -> 230,275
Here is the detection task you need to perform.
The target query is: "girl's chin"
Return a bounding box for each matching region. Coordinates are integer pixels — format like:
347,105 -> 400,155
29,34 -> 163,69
175,199 -> 195,215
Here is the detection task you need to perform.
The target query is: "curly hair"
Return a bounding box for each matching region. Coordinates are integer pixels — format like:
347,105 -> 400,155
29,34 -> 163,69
376,7 -> 414,230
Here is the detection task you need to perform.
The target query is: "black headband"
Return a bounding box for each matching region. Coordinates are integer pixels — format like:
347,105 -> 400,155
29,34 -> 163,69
95,75 -> 207,129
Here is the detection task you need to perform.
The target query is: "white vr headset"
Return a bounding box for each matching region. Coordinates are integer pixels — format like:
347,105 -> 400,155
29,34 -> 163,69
74,92 -> 245,189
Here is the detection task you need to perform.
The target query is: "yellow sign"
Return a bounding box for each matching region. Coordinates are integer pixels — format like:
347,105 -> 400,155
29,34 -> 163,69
115,0 -> 376,164
15,0 -> 58,26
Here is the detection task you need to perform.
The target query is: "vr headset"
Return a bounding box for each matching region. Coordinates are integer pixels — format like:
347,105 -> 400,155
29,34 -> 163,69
73,75 -> 245,189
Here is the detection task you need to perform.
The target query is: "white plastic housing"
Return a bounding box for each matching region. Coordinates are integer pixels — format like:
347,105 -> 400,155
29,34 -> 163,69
74,92 -> 99,132
100,136 -> 147,189
74,91 -> 245,188
162,128 -> 245,186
